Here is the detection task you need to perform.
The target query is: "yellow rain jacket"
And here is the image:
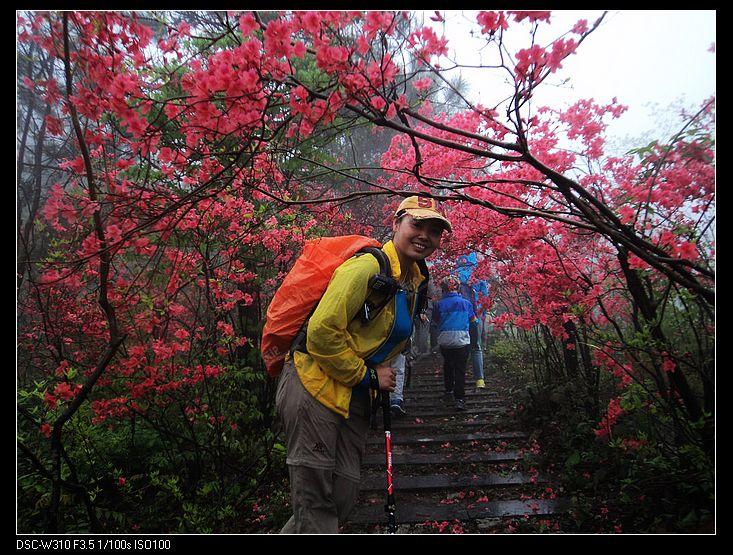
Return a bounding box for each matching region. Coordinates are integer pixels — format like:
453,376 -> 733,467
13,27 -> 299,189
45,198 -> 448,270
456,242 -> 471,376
290,240 -> 427,418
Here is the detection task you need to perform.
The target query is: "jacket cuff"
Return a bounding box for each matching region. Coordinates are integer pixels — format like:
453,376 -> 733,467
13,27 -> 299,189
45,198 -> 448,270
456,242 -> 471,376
355,366 -> 380,390
355,367 -> 371,390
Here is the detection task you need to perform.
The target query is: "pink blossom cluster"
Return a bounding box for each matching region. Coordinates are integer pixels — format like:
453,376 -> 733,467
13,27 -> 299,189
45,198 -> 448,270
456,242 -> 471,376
594,397 -> 624,438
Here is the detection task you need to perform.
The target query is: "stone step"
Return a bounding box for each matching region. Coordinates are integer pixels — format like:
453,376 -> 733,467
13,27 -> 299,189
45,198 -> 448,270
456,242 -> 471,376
362,450 -> 523,466
389,419 -> 503,431
404,381 -> 499,395
366,430 -> 527,446
398,406 -> 511,418
406,396 -> 506,404
349,497 -> 571,525
404,399 -> 508,409
408,377 -> 503,384
406,390 -> 500,398
359,470 -> 547,492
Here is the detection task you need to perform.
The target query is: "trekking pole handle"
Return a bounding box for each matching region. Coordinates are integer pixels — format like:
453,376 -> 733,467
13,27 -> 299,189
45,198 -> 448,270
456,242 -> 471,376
381,389 -> 391,432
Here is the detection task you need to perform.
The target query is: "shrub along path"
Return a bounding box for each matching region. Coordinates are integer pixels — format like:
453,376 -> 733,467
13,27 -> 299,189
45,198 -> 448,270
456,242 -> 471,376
342,354 -> 571,534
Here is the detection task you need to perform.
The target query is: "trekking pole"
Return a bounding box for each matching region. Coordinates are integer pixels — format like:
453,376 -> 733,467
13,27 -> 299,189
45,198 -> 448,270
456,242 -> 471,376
380,390 -> 397,534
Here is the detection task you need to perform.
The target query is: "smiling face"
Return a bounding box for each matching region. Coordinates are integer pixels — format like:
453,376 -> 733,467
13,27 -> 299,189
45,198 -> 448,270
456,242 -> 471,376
392,214 -> 445,264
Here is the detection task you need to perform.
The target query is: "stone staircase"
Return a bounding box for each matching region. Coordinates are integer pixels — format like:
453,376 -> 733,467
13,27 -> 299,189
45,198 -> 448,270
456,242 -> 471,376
342,354 -> 571,534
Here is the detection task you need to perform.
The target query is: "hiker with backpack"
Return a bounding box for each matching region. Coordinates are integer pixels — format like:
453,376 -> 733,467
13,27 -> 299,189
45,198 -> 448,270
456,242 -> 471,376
432,275 -> 479,411
457,253 -> 490,389
389,301 -> 431,418
264,196 -> 452,533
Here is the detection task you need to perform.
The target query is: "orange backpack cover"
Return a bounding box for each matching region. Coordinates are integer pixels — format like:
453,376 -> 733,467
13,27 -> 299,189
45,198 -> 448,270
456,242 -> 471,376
260,235 -> 382,377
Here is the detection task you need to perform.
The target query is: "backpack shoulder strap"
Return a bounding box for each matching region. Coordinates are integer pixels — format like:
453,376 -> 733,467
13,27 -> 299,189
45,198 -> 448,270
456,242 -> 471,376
354,247 -> 400,322
356,246 -> 391,276
410,258 -> 429,316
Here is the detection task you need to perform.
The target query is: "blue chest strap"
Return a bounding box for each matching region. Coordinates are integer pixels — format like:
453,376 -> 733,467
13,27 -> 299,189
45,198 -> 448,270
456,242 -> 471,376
365,289 -> 413,367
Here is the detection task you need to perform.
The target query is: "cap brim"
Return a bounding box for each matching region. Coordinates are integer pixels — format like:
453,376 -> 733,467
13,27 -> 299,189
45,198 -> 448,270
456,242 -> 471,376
405,209 -> 452,232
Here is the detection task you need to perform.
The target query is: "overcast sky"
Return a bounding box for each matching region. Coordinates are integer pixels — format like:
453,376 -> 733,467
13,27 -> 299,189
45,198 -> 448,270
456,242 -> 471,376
421,10 -> 716,151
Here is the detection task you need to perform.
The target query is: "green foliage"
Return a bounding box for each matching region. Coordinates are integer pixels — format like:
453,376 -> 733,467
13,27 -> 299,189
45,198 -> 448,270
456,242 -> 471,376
495,323 -> 713,533
487,337 -> 523,372
625,140 -> 659,163
17,359 -> 290,533
521,380 -> 713,532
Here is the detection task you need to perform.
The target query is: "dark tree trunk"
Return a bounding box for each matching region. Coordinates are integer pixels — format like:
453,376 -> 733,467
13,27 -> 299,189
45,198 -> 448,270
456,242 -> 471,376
617,247 -> 713,460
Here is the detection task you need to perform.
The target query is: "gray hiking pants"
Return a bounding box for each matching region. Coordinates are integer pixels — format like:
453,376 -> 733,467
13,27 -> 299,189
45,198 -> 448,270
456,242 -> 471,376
276,359 -> 370,533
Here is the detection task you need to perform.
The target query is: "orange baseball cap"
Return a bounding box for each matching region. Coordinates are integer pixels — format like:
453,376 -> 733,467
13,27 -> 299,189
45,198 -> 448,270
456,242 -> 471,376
394,195 -> 452,232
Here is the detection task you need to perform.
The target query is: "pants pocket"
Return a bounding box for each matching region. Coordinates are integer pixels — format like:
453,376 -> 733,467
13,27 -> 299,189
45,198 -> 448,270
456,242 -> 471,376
275,361 -> 291,416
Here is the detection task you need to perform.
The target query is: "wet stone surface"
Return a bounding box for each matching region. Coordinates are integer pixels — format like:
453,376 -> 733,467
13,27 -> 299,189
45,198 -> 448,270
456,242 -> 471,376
343,354 -> 570,534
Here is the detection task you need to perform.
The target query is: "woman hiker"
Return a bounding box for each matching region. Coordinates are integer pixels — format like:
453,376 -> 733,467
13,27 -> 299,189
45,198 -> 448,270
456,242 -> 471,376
276,196 -> 452,533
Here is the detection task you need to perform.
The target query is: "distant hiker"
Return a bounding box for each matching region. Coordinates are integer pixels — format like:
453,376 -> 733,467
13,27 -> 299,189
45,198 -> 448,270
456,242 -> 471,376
427,275 -> 441,353
389,352 -> 407,417
457,253 -> 490,389
275,196 -> 451,533
411,298 -> 431,356
391,296 -> 432,418
432,275 -> 478,411
465,278 -> 489,388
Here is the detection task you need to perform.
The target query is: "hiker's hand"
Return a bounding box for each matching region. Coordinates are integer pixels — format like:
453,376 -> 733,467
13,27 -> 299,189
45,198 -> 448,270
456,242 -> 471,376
375,363 -> 396,392
419,313 -> 429,323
